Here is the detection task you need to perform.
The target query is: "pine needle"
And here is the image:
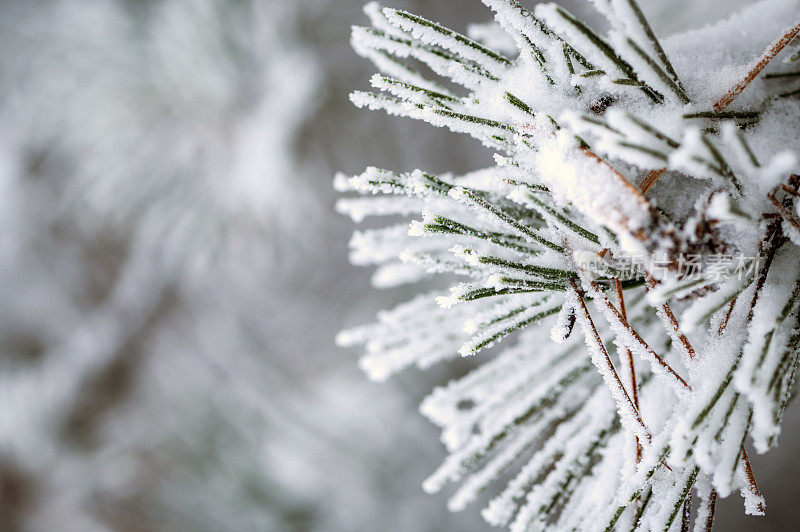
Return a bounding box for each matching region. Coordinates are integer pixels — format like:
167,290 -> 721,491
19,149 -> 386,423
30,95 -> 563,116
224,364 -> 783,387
714,22 -> 800,111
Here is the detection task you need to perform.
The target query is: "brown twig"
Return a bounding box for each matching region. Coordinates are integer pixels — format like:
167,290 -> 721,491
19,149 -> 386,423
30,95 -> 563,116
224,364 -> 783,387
741,448 -> 764,514
641,168 -> 666,195
768,192 -> 800,235
638,26 -> 799,197
571,149 -> 679,262
717,297 -> 738,335
579,268 -> 765,512
569,279 -> 651,442
587,280 -> 691,390
615,278 -> 641,464
636,27 -> 799,202
781,183 -> 800,198
580,148 -> 651,204
714,22 -> 800,111
614,279 -> 639,407
645,273 -> 696,359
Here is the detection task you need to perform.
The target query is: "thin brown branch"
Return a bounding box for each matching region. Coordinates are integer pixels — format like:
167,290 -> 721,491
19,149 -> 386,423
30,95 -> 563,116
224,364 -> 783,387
781,183 -> 800,198
577,149 -> 658,244
639,26 -> 800,197
569,279 -> 652,443
717,297 -> 738,335
645,273 -> 696,359
580,147 -> 651,204
576,150 -> 681,277
587,279 -> 691,390
641,168 -> 666,195
768,192 -> 800,235
614,278 -> 641,463
615,284 -> 627,326
741,448 -> 765,514
714,22 -> 800,111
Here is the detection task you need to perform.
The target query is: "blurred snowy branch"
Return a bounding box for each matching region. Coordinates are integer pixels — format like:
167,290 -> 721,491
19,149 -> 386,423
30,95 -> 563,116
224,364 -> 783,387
0,1 -> 469,530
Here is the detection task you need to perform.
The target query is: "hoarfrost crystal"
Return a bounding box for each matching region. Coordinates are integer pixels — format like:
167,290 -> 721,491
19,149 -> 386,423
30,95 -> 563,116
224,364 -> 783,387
339,1 -> 800,530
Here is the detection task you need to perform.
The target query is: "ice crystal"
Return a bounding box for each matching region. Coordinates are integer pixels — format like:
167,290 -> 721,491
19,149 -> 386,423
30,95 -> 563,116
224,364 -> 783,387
339,1 -> 800,529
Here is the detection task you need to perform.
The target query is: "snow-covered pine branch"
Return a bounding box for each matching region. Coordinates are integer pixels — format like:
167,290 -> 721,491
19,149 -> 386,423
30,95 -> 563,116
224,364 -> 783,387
338,0 -> 800,529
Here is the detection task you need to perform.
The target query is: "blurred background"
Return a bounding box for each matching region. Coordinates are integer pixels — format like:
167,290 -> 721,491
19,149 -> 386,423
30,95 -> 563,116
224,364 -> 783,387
0,0 -> 796,530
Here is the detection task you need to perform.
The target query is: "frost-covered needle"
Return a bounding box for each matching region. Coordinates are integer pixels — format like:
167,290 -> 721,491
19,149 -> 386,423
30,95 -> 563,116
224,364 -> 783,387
714,21 -> 800,111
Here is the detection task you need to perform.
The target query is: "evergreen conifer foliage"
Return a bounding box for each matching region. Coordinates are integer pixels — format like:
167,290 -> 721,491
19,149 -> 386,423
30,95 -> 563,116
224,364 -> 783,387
337,1 -> 800,529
